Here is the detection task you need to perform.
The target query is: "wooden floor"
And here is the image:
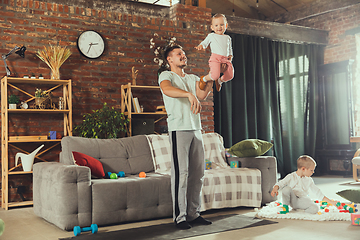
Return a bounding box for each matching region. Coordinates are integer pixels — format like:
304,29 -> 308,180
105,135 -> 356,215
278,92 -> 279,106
0,175 -> 359,240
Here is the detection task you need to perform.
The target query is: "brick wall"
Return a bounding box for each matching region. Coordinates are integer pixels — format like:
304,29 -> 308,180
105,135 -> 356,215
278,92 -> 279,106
293,5 -> 360,135
0,0 -> 213,203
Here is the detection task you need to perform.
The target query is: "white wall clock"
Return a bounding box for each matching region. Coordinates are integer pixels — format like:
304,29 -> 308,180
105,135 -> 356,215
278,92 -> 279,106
77,30 -> 105,59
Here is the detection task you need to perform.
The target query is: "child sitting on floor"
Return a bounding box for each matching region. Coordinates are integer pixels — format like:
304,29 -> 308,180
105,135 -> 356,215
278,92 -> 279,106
271,155 -> 338,214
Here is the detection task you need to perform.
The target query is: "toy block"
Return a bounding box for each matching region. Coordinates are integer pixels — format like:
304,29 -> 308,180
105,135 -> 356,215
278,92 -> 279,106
278,204 -> 289,214
205,159 -> 212,170
351,213 -> 360,225
230,161 -> 239,168
282,204 -> 289,211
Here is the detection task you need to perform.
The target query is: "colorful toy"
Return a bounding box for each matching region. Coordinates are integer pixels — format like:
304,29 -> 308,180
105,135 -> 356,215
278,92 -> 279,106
275,202 -> 289,214
316,201 -> 360,215
279,204 -> 289,214
335,202 -> 358,213
230,161 -> 239,168
73,224 -> 98,236
106,171 -> 125,179
139,171 -> 146,178
351,213 -> 360,225
110,173 -> 117,179
205,159 -> 212,170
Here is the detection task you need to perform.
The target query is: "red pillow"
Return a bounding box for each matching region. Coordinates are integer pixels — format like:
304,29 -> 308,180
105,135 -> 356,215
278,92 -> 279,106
72,151 -> 105,178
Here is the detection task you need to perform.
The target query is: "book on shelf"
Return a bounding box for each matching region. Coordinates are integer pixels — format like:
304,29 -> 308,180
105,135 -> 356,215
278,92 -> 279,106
134,97 -> 141,113
131,93 -> 137,113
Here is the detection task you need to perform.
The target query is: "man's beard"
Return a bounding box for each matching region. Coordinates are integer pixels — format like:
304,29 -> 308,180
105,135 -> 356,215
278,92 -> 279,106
178,59 -> 187,69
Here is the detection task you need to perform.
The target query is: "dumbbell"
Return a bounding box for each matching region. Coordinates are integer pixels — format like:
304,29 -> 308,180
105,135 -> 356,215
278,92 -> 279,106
73,223 -> 98,236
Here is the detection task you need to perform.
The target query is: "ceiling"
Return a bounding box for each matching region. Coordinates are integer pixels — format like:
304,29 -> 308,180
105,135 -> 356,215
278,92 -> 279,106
205,0 -> 317,20
133,0 -> 319,20
131,0 -> 360,22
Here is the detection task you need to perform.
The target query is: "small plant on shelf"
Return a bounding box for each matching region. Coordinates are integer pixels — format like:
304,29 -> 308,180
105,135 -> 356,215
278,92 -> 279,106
35,88 -> 46,98
34,89 -> 55,109
8,94 -> 19,109
74,103 -> 129,139
8,94 -> 20,104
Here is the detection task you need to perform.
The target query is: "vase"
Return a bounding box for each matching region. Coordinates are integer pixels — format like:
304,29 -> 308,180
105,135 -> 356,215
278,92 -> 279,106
35,97 -> 43,105
51,68 -> 60,80
8,104 -> 16,109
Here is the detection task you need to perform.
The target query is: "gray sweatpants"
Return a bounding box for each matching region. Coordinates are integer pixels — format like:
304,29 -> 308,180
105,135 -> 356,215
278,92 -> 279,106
169,130 -> 205,224
282,186 -> 319,214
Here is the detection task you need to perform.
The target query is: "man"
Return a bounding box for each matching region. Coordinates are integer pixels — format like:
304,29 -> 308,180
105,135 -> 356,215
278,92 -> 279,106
158,45 -> 213,230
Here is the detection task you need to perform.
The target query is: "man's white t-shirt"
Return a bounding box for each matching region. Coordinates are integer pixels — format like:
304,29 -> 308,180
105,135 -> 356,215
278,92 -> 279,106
274,172 -> 324,200
158,71 -> 201,132
199,33 -> 233,57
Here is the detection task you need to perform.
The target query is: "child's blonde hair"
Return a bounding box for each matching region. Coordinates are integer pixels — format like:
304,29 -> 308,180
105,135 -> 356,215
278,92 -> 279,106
297,155 -> 316,169
212,13 -> 227,24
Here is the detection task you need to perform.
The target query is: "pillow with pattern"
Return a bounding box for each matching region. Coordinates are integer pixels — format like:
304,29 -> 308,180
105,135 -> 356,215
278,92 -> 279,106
146,132 -> 229,174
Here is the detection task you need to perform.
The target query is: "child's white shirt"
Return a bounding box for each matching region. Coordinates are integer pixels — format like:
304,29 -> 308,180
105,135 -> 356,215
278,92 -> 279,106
274,171 -> 324,200
199,33 -> 233,57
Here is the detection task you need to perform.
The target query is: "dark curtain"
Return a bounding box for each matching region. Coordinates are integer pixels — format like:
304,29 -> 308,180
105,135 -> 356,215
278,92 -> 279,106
214,34 -> 276,146
214,33 -> 322,177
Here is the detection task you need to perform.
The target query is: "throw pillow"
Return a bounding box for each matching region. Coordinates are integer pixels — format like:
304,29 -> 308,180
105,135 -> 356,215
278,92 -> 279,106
202,133 -> 229,169
145,134 -> 172,173
72,151 -> 105,178
228,139 -> 273,158
336,189 -> 360,203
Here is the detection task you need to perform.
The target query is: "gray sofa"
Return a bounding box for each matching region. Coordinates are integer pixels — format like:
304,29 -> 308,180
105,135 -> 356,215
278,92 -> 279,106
33,134 -> 277,230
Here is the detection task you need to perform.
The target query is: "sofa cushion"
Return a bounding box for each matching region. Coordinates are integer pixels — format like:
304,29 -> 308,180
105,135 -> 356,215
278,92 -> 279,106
61,136 -> 154,175
201,168 -> 262,210
72,151 -> 105,178
228,139 -> 273,158
91,173 -> 172,226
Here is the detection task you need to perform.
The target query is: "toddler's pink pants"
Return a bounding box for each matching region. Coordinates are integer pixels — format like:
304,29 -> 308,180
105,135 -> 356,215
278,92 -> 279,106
208,53 -> 234,82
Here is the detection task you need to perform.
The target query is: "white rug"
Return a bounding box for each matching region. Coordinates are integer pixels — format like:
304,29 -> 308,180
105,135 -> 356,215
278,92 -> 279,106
255,201 -> 354,221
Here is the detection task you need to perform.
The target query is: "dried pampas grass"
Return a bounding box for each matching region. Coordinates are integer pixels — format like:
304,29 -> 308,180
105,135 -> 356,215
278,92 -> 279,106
36,45 -> 71,79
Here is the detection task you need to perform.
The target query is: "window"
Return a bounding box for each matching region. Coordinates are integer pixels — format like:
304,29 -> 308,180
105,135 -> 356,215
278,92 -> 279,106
277,55 -> 309,137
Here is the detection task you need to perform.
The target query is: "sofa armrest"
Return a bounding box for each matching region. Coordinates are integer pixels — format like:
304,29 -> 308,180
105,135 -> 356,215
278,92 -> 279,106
227,156 -> 277,205
33,162 -> 92,230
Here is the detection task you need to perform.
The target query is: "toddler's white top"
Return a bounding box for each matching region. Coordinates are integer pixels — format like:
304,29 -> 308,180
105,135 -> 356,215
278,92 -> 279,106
199,33 -> 233,57
274,171 -> 325,200
158,71 -> 201,132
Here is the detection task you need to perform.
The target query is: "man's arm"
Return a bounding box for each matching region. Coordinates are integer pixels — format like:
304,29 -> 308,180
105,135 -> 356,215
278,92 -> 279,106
196,80 -> 213,101
160,80 -> 201,114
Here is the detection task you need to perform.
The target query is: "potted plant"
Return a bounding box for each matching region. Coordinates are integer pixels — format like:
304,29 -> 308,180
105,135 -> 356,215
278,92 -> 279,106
74,103 -> 129,139
8,94 -> 20,109
34,88 -> 44,106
